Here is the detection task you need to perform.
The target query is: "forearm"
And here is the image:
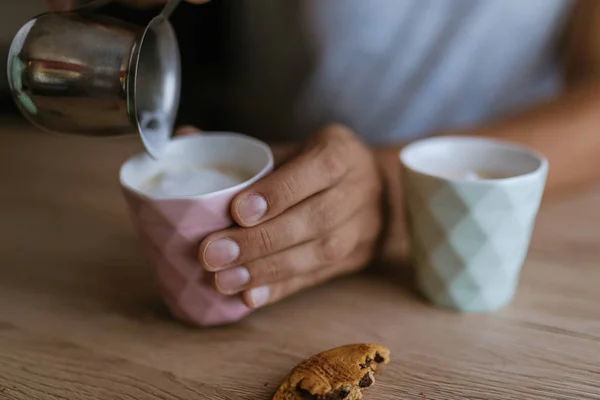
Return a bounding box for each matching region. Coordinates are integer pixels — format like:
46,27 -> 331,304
465,80 -> 600,194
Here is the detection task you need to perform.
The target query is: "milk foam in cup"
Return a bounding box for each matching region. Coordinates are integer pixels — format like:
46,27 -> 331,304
139,165 -> 252,197
120,133 -> 274,326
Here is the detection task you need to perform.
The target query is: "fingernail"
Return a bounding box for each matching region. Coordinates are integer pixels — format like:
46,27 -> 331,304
215,266 -> 250,293
247,285 -> 270,308
238,194 -> 267,223
48,0 -> 72,11
204,239 -> 240,269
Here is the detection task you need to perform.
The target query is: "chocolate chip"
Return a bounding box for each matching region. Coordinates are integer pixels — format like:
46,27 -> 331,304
374,353 -> 385,363
323,388 -> 350,400
359,373 -> 373,388
295,383 -> 318,400
295,382 -> 352,400
360,356 -> 372,369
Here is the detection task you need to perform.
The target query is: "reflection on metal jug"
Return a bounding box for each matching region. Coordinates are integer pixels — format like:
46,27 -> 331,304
7,0 -> 183,158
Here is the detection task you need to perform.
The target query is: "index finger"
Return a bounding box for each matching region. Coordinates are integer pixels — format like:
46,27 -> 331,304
231,125 -> 354,227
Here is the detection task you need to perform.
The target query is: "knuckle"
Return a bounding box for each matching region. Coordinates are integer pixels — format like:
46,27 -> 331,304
313,126 -> 354,183
326,123 -> 354,141
318,146 -> 347,182
312,189 -> 347,233
256,226 -> 277,254
319,233 -> 352,263
311,194 -> 343,233
274,176 -> 298,207
246,219 -> 297,257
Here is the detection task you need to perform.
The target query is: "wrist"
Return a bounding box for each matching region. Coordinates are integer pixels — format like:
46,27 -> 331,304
372,146 -> 410,264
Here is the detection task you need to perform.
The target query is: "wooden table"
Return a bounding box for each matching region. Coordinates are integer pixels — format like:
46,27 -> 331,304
0,119 -> 599,400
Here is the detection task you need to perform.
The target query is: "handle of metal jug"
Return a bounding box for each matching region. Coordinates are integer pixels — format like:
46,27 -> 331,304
160,0 -> 183,19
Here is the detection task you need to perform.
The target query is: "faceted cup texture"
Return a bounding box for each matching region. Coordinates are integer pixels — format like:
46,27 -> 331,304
120,133 -> 273,327
123,188 -> 252,326
403,167 -> 547,312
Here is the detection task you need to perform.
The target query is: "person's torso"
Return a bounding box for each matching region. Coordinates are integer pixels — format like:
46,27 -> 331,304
192,0 -> 574,144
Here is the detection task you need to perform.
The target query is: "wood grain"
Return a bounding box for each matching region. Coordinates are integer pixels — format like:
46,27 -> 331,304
0,119 -> 599,399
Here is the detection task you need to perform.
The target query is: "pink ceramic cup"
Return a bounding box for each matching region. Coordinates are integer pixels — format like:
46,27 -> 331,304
120,133 -> 274,326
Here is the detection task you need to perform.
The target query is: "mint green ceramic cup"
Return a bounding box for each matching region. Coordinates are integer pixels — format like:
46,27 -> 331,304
400,137 -> 548,313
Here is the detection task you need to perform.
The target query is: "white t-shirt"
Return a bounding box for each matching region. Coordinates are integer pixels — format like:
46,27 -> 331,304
219,0 -> 573,144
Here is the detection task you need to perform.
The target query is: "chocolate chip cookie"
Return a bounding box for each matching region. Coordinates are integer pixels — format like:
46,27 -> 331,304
272,344 -> 390,400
